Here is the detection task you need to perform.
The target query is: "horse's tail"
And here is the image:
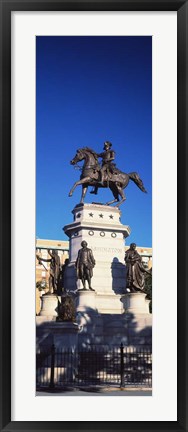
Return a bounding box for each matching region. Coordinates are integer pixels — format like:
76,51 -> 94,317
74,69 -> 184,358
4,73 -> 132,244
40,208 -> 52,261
128,172 -> 147,193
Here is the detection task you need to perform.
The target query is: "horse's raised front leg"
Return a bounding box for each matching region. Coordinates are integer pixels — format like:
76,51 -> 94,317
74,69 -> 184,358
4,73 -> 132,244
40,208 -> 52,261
69,177 -> 90,197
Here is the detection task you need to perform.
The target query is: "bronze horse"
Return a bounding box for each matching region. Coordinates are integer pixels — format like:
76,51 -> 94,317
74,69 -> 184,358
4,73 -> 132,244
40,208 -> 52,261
69,147 -> 147,207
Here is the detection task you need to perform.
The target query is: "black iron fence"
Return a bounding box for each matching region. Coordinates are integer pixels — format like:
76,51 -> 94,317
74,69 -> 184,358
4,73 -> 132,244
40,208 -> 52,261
36,344 -> 152,390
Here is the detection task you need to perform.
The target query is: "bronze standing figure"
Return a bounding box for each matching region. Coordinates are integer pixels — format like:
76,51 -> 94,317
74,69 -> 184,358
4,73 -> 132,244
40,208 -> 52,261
36,249 -> 60,294
75,241 -> 96,290
124,243 -> 150,293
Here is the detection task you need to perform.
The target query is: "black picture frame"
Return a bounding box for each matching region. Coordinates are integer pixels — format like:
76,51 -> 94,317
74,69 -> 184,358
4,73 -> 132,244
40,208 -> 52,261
0,1 -> 187,431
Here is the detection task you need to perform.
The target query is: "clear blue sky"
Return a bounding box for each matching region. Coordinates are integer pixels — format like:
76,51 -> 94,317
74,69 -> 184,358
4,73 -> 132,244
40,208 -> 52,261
36,36 -> 152,247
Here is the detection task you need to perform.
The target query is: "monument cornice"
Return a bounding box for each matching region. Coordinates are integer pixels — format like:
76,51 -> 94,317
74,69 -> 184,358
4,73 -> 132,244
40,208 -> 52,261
63,220 -> 131,237
72,202 -> 122,213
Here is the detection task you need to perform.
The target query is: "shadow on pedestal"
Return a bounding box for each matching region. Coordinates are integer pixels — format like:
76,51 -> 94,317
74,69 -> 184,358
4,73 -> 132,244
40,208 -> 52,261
36,289 -> 152,390
76,304 -> 152,348
36,292 -> 152,349
111,257 -> 126,295
36,306 -> 152,390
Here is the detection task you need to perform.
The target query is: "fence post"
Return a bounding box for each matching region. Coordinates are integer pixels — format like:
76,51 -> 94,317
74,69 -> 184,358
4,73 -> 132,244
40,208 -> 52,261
120,343 -> 125,388
49,344 -> 55,389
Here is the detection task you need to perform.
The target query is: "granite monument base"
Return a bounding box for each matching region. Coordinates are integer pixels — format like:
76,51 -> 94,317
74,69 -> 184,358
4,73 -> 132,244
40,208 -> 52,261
47,321 -> 79,349
63,203 -> 130,314
75,292 -> 152,348
39,293 -> 59,317
36,322 -> 79,386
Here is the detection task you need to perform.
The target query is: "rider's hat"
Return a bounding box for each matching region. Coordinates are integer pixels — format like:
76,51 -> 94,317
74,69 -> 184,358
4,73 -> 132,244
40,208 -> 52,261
104,141 -> 112,148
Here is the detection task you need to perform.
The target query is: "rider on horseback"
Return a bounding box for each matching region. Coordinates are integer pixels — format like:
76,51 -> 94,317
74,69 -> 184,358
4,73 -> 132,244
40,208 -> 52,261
69,144 -> 147,206
91,141 -> 117,194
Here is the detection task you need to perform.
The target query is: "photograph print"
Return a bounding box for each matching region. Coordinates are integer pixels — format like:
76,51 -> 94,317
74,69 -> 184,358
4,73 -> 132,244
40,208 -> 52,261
36,36 -> 152,395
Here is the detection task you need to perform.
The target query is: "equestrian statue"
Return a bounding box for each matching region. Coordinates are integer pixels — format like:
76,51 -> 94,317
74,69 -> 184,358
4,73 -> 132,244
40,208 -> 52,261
69,141 -> 147,207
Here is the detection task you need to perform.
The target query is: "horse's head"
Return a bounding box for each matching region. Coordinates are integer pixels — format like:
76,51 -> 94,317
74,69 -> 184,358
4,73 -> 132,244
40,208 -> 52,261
70,147 -> 99,173
70,149 -> 84,165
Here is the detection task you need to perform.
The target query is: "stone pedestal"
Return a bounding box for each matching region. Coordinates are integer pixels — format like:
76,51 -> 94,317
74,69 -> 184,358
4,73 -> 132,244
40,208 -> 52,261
121,292 -> 150,314
36,322 -> 79,385
63,203 -> 130,314
39,293 -> 59,317
75,289 -> 100,347
36,319 -> 79,349
50,322 -> 79,383
76,289 -> 97,312
58,203 -> 152,348
120,293 -> 152,345
47,322 -> 79,349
